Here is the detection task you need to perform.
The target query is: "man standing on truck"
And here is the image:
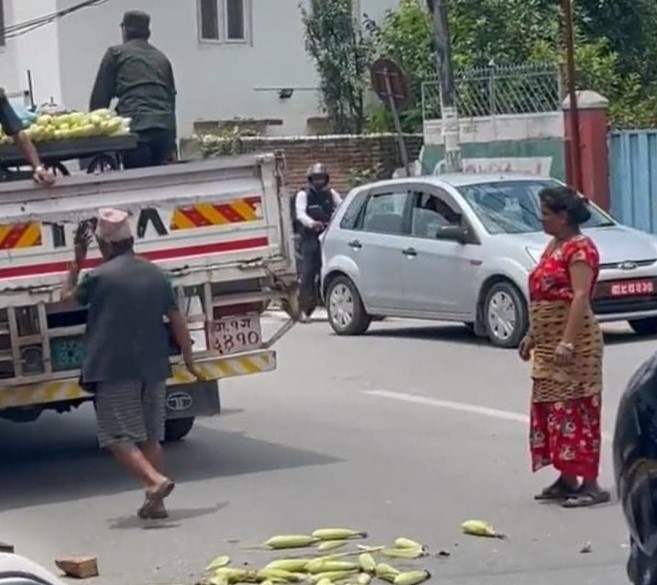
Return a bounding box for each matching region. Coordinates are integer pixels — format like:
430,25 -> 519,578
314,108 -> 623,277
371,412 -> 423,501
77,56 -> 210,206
0,89 -> 55,185
62,208 -> 200,520
89,11 -> 177,169
295,163 -> 342,321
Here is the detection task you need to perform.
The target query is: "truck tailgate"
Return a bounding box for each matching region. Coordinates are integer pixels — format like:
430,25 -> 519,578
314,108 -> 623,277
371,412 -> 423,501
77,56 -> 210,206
0,153 -> 294,303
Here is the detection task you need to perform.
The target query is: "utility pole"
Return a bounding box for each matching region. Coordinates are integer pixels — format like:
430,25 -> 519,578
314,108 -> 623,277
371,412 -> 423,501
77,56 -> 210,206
562,0 -> 583,192
427,0 -> 461,172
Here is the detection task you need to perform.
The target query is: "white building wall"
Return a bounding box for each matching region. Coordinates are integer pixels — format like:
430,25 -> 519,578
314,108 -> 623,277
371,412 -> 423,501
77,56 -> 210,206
3,0 -> 401,136
0,0 -> 62,105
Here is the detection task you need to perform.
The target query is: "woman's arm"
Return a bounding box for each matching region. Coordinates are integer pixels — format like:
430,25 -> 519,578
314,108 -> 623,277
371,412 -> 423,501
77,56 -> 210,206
562,261 -> 594,346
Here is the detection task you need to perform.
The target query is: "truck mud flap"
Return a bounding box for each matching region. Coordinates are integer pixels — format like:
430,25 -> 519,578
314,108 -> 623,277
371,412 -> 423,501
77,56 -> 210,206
165,381 -> 220,420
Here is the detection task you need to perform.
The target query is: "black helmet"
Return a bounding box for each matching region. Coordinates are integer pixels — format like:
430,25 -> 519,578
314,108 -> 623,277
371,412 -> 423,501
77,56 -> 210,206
307,162 -> 329,182
614,352 -> 657,582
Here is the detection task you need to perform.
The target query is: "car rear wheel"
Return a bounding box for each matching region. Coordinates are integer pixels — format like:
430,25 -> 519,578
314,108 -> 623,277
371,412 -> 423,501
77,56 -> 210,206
326,276 -> 372,336
483,281 -> 528,348
629,317 -> 657,336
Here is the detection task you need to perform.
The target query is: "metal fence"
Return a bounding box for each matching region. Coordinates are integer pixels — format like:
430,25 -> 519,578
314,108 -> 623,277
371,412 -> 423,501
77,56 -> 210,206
609,130 -> 657,233
421,63 -> 563,120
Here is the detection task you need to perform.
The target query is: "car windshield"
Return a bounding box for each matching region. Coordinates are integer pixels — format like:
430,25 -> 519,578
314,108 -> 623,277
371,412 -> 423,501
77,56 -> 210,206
457,179 -> 615,234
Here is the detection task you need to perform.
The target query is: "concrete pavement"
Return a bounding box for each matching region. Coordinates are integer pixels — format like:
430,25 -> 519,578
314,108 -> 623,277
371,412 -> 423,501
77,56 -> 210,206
1,313 -> 652,585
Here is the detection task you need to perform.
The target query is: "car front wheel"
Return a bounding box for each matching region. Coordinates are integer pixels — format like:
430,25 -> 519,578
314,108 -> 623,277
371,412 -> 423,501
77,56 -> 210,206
483,281 -> 528,348
326,276 -> 372,336
629,317 -> 657,337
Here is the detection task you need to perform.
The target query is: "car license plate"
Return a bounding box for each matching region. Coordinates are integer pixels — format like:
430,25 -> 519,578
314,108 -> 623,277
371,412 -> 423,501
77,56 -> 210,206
210,314 -> 262,356
608,280 -> 655,297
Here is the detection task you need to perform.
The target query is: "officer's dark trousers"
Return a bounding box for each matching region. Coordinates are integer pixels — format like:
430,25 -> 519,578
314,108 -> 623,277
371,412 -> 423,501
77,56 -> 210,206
123,128 -> 176,169
299,236 -> 322,316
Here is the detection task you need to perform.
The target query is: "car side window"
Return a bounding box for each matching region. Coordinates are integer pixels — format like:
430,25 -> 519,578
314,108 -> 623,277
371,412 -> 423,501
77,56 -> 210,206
359,191 -> 409,235
410,191 -> 461,239
340,190 -> 368,230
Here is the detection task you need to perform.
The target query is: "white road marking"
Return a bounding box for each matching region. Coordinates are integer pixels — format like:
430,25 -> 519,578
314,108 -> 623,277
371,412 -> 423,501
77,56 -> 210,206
366,389 -> 610,441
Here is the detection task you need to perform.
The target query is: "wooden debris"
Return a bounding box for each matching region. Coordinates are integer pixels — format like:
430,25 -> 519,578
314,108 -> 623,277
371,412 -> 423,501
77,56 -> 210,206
0,542 -> 14,553
55,556 -> 99,579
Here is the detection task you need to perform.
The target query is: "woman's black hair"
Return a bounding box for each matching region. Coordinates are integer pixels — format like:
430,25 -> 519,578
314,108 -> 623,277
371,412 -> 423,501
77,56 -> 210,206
539,185 -> 591,226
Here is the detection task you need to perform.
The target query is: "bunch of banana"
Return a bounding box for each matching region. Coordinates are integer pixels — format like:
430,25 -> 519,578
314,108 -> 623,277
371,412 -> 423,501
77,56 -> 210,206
256,569 -> 305,583
461,520 -> 505,539
264,559 -> 312,573
307,560 -> 359,574
312,528 -> 368,541
358,553 -> 377,574
381,538 -> 428,560
318,540 -> 348,552
393,571 -> 431,585
309,570 -> 359,583
264,535 -> 320,550
374,563 -> 400,584
206,556 -> 231,571
211,568 -> 259,584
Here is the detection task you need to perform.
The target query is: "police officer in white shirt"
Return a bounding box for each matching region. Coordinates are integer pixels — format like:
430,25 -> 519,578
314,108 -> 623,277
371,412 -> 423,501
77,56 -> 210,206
294,163 -> 341,321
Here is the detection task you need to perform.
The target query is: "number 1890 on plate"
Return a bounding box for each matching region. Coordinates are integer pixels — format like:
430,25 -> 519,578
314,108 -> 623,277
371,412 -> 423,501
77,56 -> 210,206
210,314 -> 262,356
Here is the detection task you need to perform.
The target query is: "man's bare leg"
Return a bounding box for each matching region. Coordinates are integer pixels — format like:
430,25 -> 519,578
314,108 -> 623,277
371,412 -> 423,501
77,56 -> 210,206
139,440 -> 168,517
108,441 -> 167,491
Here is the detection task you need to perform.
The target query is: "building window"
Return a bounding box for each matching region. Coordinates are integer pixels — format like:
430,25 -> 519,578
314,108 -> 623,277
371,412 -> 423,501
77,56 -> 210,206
198,0 -> 250,43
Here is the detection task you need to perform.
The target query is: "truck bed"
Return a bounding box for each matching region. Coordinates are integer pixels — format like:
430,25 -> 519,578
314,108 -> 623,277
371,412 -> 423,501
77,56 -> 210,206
0,153 -> 295,307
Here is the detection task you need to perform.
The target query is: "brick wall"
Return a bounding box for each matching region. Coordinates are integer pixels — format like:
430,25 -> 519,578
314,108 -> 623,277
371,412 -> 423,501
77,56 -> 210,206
180,133 -> 424,194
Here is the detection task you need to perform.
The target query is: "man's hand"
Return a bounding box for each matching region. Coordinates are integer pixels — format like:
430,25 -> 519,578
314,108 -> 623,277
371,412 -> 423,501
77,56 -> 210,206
73,220 -> 94,266
312,220 -> 325,232
33,165 -> 55,187
183,351 -> 205,381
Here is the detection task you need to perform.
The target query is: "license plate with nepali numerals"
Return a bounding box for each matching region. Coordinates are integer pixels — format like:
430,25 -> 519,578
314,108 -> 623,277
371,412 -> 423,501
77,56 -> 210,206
209,314 -> 262,356
603,279 -> 656,297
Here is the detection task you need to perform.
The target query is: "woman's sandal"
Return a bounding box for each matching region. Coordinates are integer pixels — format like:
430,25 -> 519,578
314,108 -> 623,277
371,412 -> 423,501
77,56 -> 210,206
534,478 -> 580,501
562,489 -> 611,508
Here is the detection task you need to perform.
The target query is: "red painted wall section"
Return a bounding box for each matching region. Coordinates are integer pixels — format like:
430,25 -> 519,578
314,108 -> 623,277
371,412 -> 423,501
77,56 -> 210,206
563,91 -> 610,211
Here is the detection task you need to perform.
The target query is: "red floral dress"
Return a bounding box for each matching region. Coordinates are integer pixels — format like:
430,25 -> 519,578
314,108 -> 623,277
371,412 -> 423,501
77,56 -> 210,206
527,236 -> 603,480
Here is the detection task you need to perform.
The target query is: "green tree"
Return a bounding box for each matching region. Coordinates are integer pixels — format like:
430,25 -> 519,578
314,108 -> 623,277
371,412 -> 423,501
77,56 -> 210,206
301,0 -> 373,134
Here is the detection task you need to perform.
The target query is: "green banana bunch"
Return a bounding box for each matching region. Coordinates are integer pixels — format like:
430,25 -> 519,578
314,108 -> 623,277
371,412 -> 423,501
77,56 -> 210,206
319,541 -> 348,552
212,568 -> 258,584
256,569 -> 305,583
461,520 -> 502,539
264,559 -> 312,573
393,571 -> 431,585
358,554 -> 377,573
206,556 -> 231,571
309,570 -> 359,583
312,528 -> 368,541
264,535 -> 319,549
374,564 -> 400,584
307,560 -> 359,574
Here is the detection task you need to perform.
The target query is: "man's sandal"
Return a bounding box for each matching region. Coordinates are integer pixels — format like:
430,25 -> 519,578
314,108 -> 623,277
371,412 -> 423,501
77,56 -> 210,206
562,490 -> 611,508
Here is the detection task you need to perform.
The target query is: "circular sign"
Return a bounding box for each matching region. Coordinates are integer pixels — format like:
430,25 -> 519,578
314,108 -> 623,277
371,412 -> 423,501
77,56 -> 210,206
370,57 -> 410,111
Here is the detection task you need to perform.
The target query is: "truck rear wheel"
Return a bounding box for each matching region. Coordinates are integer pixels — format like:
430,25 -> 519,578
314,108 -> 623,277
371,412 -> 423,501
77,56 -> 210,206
165,417 -> 196,442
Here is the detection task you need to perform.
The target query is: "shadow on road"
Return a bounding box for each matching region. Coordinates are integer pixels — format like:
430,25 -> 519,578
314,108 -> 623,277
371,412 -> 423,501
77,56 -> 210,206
108,503 -> 229,530
362,324 -> 490,347
0,409 -> 339,511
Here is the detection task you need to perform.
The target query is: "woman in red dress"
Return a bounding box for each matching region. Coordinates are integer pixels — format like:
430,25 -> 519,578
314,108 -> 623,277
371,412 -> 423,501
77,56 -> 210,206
519,185 -> 610,508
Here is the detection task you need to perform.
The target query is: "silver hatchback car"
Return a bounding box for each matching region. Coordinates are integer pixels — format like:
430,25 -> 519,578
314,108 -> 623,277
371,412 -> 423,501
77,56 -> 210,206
321,174 -> 657,348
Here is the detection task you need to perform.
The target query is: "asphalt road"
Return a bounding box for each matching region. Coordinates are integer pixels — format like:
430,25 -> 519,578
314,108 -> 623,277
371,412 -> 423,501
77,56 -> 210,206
1,313 -> 653,585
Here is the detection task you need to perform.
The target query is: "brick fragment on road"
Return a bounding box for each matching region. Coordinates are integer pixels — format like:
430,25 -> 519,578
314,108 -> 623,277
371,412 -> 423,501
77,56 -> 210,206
55,556 -> 99,579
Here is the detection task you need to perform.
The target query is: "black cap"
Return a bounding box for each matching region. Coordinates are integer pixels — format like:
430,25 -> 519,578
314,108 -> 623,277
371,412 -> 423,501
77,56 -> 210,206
121,10 -> 150,30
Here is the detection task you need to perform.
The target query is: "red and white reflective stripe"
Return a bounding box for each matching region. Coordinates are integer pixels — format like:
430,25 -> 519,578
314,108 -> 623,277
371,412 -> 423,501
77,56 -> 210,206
0,237 -> 269,280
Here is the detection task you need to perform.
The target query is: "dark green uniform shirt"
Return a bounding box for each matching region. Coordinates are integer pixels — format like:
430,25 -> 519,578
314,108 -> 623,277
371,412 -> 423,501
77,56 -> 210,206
0,90 -> 24,137
89,39 -> 177,135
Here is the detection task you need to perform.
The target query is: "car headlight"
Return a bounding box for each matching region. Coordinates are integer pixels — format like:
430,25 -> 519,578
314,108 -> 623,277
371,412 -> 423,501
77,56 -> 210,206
526,247 -> 543,265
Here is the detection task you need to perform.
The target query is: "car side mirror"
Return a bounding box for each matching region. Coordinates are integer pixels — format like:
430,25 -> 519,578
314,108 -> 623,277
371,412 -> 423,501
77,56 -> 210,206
435,224 -> 468,243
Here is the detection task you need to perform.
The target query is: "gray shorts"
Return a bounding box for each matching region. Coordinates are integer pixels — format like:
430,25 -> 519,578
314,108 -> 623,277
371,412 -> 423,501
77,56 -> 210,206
94,380 -> 166,449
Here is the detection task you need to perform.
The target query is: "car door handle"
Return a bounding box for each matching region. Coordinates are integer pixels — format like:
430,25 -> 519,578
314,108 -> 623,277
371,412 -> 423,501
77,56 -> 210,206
348,239 -> 363,250
402,247 -> 417,257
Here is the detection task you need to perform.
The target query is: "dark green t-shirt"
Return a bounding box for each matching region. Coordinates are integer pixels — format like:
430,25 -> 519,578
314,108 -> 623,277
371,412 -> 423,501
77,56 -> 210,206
89,39 -> 177,134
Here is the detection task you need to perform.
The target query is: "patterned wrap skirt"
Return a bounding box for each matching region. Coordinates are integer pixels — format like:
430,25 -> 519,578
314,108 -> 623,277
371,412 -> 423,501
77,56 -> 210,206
529,301 -> 603,479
